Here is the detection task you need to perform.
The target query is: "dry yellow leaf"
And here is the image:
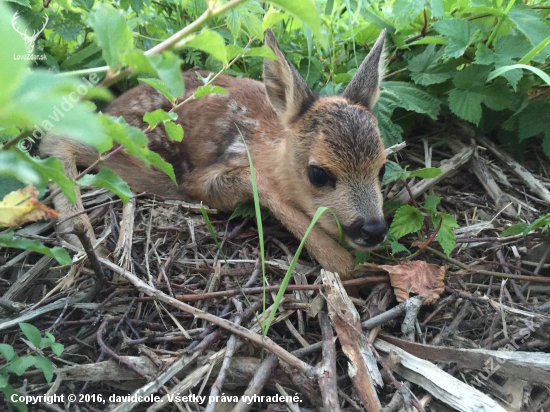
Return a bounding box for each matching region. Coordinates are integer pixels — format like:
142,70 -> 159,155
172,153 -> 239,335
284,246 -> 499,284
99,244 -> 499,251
0,186 -> 59,227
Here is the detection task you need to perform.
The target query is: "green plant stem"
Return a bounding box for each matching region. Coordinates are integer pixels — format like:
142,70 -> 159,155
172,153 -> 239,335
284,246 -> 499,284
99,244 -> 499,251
486,0 -> 516,48
1,131 -> 32,151
417,216 -> 443,255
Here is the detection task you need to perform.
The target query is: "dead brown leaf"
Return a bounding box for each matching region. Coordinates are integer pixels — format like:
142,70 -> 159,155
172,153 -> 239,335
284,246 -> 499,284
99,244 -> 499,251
0,186 -> 59,227
379,261 -> 446,304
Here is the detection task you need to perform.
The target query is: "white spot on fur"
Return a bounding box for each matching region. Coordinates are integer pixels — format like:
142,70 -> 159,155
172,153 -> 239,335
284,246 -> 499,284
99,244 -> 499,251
225,140 -> 246,154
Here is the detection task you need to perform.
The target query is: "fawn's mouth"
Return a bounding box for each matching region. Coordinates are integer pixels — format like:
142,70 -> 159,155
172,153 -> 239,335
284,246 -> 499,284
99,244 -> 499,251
343,219 -> 388,250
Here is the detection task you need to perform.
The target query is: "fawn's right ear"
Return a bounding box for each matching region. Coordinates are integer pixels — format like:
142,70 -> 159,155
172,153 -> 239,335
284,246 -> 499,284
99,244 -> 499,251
263,29 -> 315,120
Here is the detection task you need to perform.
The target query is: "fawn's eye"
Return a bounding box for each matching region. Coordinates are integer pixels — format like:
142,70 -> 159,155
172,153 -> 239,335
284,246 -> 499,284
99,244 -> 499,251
307,165 -> 335,188
378,163 -> 386,182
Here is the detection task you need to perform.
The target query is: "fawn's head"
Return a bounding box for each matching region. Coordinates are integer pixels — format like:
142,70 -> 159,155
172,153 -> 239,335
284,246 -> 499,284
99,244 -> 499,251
263,29 -> 388,250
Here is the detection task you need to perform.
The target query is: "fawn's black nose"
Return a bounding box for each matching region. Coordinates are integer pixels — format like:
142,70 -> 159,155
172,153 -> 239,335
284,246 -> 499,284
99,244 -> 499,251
360,220 -> 388,246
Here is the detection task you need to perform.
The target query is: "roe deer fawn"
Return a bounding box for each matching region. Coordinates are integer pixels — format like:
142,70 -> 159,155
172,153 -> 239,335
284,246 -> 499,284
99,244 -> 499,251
40,29 -> 388,283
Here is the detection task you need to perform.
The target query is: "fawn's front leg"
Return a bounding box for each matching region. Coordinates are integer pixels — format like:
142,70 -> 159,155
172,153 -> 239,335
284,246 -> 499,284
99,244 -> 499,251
264,195 -> 356,281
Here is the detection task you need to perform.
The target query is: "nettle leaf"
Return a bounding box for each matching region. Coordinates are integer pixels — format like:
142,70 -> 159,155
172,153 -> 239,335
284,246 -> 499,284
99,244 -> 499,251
19,323 -> 42,348
501,223 -> 528,237
433,18 -> 478,59
481,83 -> 513,111
389,205 -> 424,239
383,161 -> 409,184
408,45 -> 454,86
143,109 -> 177,127
244,46 -> 276,59
9,356 -> 37,376
0,231 -> 72,265
78,168 -> 132,203
33,357 -> 54,383
388,234 -> 411,255
393,0 -> 424,30
0,344 -> 15,361
509,4 -> 550,63
435,213 -> 459,257
164,121 -> 183,142
87,3 -> 134,69
424,195 -> 442,213
194,85 -> 228,99
518,100 -> 550,141
184,29 -> 228,64
225,8 -> 242,39
230,201 -> 256,220
373,91 -> 404,146
354,251 -> 370,265
448,89 -> 484,125
382,82 -> 440,119
409,167 -> 443,179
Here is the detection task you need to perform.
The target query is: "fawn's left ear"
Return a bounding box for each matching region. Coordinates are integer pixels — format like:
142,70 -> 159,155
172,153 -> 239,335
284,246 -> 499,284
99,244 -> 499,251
263,29 -> 316,120
342,29 -> 387,111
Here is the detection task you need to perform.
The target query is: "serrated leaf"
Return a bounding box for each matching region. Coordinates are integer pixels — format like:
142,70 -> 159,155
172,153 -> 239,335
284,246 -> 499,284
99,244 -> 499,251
433,18 -> 478,58
481,83 -> 513,111
147,53 -> 185,98
373,91 -> 405,146
50,342 -> 64,357
501,223 -> 528,237
9,355 -> 37,376
184,29 -> 228,64
33,357 -> 54,383
518,101 -> 550,141
194,85 -> 228,99
0,231 -> 71,265
388,235 -> 410,255
138,78 -> 175,102
436,214 -> 459,257
408,45 -> 454,86
424,195 -> 441,213
19,323 -> 42,348
354,251 -> 370,265
509,4 -> 550,62
393,0 -> 424,30
382,82 -> 440,118
0,344 -> 15,361
409,167 -> 443,179
230,201 -> 256,220
143,109 -> 177,127
87,4 -> 134,69
389,205 -> 424,239
543,132 -> 550,159
164,121 -> 183,142
78,168 -> 132,203
244,46 -> 276,59
383,161 -> 409,184
448,88 -> 484,125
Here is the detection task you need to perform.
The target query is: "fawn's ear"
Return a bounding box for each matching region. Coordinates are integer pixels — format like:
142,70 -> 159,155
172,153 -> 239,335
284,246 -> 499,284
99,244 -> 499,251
263,29 -> 315,120
342,29 -> 387,111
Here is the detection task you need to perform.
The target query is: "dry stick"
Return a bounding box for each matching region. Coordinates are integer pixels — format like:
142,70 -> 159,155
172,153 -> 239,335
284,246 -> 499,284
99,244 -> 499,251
496,249 -> 528,304
97,257 -> 318,379
174,276 -> 390,302
73,223 -> 107,285
231,354 -> 279,412
424,246 -> 550,283
430,300 -> 471,346
476,135 -> 550,204
318,311 -> 340,412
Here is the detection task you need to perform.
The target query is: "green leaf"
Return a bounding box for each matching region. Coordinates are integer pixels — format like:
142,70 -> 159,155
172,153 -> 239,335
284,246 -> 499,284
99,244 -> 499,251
266,0 -> 321,39
244,46 -> 276,59
508,4 -> 550,62
388,235 -> 410,255
501,223 -> 528,237
50,342 -> 64,357
164,121 -> 183,142
488,64 -> 550,87
518,101 -> 550,141
354,251 -> 370,265
382,82 -> 440,119
0,231 -> 71,265
9,356 -> 37,376
78,168 -> 132,203
433,18 -> 478,59
33,357 -> 54,383
435,213 -> 459,257
393,0 -> 424,30
382,161 -> 409,184
0,149 -> 76,203
230,201 -> 257,220
194,85 -> 228,99
0,344 -> 15,361
409,167 -> 443,179
448,88 -> 484,125
1,384 -> 28,412
184,29 -> 228,64
389,205 -> 424,239
143,109 -> 177,127
87,3 -> 134,69
44,332 -> 56,344
138,78 -> 176,103
0,374 -> 7,389
19,323 -> 42,348
408,45 -> 454,86
147,53 -> 185,98
424,195 -> 441,213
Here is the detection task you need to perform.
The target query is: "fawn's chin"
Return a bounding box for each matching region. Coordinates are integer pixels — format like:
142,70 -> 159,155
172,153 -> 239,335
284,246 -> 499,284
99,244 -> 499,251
346,237 -> 384,251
